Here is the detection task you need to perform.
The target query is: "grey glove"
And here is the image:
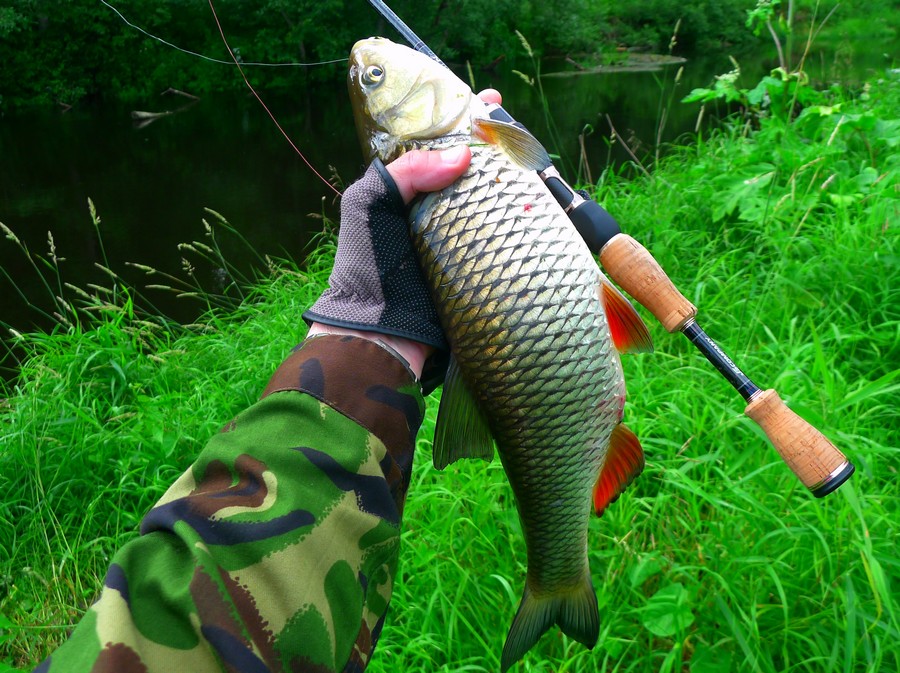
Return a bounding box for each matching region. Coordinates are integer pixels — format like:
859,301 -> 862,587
303,159 -> 448,368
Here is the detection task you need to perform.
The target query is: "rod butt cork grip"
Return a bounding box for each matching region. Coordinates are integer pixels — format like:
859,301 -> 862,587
745,389 -> 854,497
599,233 -> 697,332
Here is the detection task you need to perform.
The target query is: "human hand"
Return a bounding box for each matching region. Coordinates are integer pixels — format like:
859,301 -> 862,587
303,146 -> 471,387
477,88 -> 502,106
304,90 -> 501,387
381,88 -> 498,204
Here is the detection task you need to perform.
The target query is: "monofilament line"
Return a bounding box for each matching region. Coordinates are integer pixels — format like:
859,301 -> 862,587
206,0 -> 342,197
100,0 -> 347,68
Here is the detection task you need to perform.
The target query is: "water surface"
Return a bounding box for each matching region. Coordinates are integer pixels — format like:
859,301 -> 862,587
0,40 -> 890,378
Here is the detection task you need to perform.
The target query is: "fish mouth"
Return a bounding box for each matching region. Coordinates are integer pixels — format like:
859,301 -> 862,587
349,39 -> 429,129
347,39 -> 386,160
348,38 -> 409,160
347,37 -> 388,89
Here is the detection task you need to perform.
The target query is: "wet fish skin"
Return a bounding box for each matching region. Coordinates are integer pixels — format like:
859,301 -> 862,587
410,142 -> 622,670
347,37 -> 648,671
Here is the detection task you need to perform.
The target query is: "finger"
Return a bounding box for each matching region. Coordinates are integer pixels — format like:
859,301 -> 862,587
478,88 -> 502,105
386,146 -> 472,204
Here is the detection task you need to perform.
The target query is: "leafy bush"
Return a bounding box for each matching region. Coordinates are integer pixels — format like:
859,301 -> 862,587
2,71 -> 898,670
608,0 -> 756,52
0,0 -> 764,109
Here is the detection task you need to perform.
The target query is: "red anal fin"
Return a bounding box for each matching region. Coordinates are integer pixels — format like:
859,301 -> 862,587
600,279 -> 654,354
593,423 -> 645,517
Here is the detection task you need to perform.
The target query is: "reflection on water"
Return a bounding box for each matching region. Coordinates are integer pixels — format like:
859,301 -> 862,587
0,86 -> 360,372
0,39 -> 891,378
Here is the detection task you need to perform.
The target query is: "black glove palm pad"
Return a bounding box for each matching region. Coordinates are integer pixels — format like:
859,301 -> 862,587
303,160 -> 447,351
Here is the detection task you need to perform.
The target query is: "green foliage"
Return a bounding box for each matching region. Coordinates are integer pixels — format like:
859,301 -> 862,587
640,583 -> 695,637
0,5 -> 27,37
585,73 -> 899,672
799,0 -> 900,42
682,71 -> 899,235
436,0 -> 611,60
684,62 -> 823,125
11,0 -> 896,113
606,0 -> 756,53
0,208 -> 331,661
0,0 -> 353,108
745,0 -> 782,36
2,69 -> 898,672
0,0 -> 765,110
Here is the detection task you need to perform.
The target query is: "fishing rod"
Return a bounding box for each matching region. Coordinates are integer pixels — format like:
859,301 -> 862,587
365,0 -> 854,497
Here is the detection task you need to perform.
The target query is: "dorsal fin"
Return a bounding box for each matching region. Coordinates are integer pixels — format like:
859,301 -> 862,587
593,423 -> 645,517
600,279 -> 654,354
472,117 -> 551,171
433,356 -> 495,469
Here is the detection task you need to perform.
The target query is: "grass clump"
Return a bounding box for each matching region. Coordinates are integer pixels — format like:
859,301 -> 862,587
370,71 -> 899,672
1,73 -> 899,673
0,219 -> 333,663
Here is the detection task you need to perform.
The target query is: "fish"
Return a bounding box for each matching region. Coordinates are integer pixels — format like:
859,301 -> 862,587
347,37 -> 653,671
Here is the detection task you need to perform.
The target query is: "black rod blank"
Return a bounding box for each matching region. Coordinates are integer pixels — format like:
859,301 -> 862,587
681,319 -> 760,402
366,0 -> 446,66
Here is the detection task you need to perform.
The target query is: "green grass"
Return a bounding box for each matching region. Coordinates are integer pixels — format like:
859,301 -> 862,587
1,73 -> 898,671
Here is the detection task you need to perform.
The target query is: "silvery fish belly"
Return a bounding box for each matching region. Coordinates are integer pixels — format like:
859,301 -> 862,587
346,36 -> 650,672
411,144 -> 625,669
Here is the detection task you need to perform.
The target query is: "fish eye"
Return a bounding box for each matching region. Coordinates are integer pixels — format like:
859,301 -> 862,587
362,64 -> 384,86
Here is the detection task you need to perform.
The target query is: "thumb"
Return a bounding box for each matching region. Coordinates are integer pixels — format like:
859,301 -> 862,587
386,146 -> 472,204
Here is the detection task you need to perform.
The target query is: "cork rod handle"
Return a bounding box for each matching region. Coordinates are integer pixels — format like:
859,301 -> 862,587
744,389 -> 854,497
598,233 -> 854,497
599,233 -> 697,332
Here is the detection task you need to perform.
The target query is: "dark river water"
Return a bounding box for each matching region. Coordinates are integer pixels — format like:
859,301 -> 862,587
0,40 -> 890,380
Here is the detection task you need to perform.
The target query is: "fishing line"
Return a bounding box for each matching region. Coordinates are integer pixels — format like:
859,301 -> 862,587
103,0 -> 342,196
205,0 -> 342,196
100,0 -> 347,68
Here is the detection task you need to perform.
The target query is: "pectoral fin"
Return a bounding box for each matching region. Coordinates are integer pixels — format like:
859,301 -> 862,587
600,279 -> 654,354
433,355 -> 495,469
593,423 -> 645,517
472,117 -> 551,171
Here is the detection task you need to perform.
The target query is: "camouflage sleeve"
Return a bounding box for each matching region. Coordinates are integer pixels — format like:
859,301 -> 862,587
34,334 -> 425,673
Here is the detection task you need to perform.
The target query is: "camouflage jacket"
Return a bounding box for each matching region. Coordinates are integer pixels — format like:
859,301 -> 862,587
34,334 -> 425,673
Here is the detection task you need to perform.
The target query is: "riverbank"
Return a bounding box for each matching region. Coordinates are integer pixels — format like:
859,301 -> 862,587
1,72 -> 898,670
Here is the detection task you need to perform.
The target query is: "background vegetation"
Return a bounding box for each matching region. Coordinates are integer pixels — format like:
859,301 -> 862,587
0,0 -> 805,109
1,0 -> 899,670
1,14 -> 898,666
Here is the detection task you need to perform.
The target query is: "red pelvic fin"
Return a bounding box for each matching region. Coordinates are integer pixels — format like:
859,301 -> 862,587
600,280 -> 654,354
593,423 -> 645,517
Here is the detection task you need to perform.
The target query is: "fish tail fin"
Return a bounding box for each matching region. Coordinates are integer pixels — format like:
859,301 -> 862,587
500,575 -> 599,672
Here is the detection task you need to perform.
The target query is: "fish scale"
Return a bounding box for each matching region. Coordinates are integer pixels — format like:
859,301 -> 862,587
348,37 -> 649,670
410,144 -> 625,595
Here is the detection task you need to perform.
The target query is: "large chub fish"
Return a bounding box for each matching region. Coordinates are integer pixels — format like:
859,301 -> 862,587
348,38 -> 652,670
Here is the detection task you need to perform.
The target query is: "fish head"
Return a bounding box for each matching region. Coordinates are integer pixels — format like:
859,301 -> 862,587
348,37 -> 480,162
